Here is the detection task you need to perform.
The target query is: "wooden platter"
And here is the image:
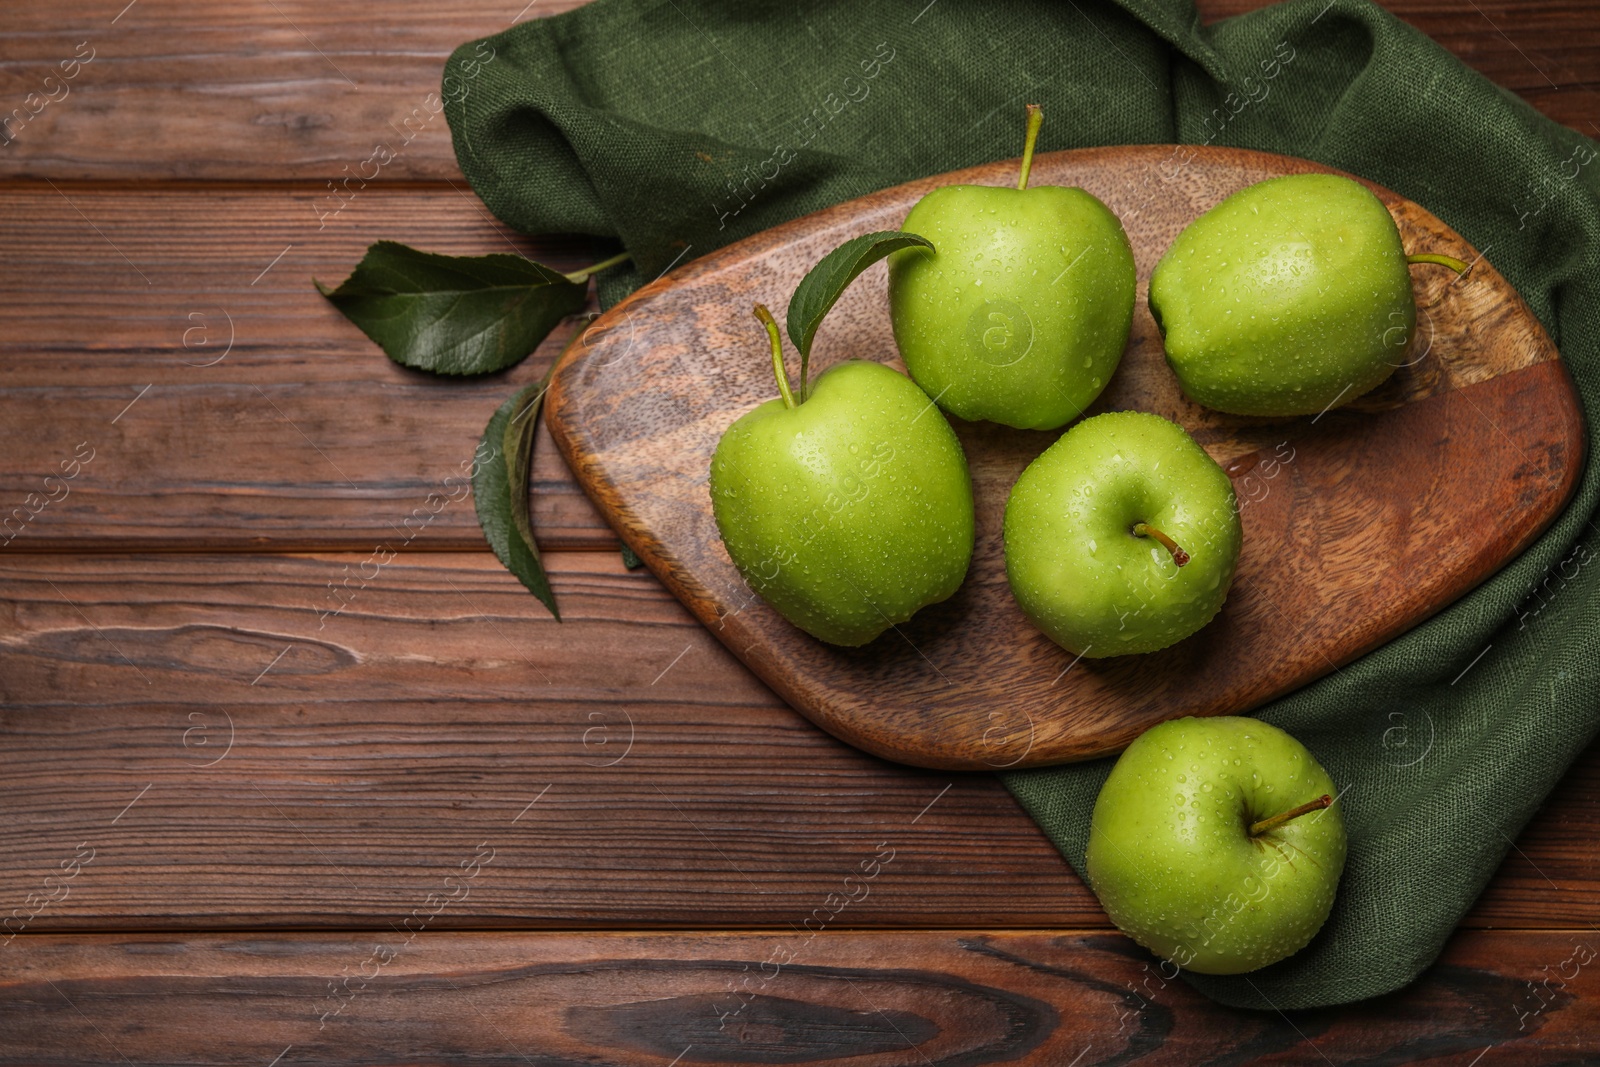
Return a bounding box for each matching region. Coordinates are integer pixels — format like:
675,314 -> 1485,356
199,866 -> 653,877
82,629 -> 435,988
546,145 -> 1584,771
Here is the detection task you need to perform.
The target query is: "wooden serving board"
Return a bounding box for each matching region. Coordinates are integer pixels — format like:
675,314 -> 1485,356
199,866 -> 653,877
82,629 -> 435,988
546,146 -> 1584,771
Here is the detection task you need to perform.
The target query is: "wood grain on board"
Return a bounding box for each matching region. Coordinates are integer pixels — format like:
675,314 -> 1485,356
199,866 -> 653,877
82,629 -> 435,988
3,929 -> 1597,1065
0,549 -> 1596,933
548,144 -> 1584,770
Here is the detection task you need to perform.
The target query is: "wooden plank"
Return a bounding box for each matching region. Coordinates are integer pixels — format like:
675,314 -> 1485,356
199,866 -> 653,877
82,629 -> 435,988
0,186 -> 614,550
0,0 -> 588,180
0,1 -> 1592,182
3,928 -> 1598,1063
0,550 -> 1087,930
0,549 -> 1595,931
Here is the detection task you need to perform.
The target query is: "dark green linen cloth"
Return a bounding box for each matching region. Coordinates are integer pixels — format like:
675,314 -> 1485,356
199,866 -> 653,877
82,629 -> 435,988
444,0 -> 1600,1010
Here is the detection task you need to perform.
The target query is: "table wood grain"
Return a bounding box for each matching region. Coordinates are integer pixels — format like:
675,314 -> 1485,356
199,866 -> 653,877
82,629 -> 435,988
4,930 -> 1599,1063
3,550 -> 1598,936
1,0 -> 1596,1061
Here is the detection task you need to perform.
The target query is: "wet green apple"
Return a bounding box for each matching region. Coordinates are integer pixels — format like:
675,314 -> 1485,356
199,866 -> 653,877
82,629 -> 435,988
1004,411 -> 1241,657
888,105 -> 1136,430
1148,172 -> 1467,417
710,307 -> 974,646
1086,716 -> 1348,975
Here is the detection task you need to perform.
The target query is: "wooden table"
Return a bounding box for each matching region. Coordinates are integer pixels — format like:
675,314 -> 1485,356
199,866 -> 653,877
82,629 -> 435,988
1,1 -> 1596,1061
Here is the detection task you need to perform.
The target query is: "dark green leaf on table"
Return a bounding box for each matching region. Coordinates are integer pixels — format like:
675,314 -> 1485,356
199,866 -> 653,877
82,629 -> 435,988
620,543 -> 643,570
317,241 -> 589,375
503,363 -> 555,576
474,378 -> 560,619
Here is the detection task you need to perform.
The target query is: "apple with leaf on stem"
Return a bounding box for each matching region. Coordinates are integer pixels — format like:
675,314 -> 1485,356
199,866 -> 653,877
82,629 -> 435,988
709,232 -> 975,647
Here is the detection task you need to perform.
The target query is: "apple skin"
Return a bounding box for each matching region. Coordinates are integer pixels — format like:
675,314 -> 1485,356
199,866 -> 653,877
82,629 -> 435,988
1086,716 -> 1347,975
1148,172 -> 1414,417
1003,411 -> 1241,657
888,184 -> 1136,430
709,360 -> 974,647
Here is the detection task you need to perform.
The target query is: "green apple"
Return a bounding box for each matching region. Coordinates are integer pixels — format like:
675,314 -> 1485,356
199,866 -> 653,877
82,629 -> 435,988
888,105 -> 1136,430
1086,716 -> 1348,975
1004,411 -> 1241,657
1148,172 -> 1467,417
710,306 -> 974,646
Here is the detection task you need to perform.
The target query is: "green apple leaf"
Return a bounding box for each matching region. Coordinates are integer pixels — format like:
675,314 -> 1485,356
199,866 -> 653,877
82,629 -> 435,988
317,241 -> 590,376
475,377 -> 560,620
785,230 -> 933,391
502,363 -> 555,580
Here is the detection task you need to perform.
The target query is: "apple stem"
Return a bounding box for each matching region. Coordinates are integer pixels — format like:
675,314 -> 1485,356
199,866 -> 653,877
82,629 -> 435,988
1016,104 -> 1044,192
562,250 -> 633,285
1249,794 -> 1332,837
1132,522 -> 1190,567
1406,252 -> 1470,277
753,304 -> 797,409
